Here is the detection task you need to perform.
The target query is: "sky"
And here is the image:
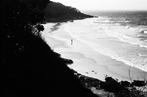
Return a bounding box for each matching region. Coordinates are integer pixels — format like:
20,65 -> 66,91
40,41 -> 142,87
52,0 -> 147,11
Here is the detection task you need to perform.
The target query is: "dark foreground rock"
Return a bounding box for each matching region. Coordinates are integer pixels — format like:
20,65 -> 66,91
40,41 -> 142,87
75,72 -> 147,97
2,0 -> 97,97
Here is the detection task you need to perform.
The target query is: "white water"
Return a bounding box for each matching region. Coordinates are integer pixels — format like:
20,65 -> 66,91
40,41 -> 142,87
41,17 -> 147,82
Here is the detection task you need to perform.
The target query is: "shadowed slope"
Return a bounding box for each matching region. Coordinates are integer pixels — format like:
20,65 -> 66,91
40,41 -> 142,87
2,0 -> 97,97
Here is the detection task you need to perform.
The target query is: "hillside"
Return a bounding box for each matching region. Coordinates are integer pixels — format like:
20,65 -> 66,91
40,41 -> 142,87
2,0 -> 96,97
44,1 -> 93,22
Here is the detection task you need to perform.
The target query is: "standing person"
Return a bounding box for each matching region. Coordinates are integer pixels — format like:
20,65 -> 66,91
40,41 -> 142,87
71,39 -> 73,45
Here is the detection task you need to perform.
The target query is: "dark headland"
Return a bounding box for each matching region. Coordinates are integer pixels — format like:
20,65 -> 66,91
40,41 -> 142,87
2,0 -> 146,97
2,0 -> 96,97
44,1 -> 93,22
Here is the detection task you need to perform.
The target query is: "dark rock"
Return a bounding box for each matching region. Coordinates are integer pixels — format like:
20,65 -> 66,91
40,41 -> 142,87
131,80 -> 146,87
120,81 -> 131,87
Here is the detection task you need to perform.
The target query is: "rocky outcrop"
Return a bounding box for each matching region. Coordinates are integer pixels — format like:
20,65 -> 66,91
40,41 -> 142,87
75,72 -> 147,97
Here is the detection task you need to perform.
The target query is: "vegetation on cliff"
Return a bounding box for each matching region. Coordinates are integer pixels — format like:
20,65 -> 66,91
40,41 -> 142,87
2,0 -> 96,96
44,1 -> 93,22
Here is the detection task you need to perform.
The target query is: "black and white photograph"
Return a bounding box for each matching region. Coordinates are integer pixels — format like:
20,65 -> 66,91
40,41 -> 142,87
2,0 -> 147,97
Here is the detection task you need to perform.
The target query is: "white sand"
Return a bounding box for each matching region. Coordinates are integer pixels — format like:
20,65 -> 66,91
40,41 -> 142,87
41,19 -> 147,82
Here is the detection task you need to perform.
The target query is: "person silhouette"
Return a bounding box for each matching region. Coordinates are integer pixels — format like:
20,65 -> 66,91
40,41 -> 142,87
71,39 -> 73,45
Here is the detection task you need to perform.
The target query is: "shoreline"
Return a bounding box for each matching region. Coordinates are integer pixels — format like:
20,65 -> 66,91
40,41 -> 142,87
41,20 -> 147,83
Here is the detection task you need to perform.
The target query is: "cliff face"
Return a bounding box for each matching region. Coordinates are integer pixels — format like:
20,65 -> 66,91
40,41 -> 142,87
2,0 -> 96,97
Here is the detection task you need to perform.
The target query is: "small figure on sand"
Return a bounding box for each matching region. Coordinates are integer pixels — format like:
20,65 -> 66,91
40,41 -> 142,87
71,39 -> 73,45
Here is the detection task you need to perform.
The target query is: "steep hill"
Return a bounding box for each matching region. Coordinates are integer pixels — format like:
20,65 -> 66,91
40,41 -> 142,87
44,1 -> 93,22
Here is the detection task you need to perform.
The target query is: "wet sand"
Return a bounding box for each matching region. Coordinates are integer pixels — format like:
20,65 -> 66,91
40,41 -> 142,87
41,19 -> 147,82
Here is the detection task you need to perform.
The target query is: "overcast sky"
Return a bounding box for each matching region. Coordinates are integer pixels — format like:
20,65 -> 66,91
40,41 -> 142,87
52,0 -> 147,11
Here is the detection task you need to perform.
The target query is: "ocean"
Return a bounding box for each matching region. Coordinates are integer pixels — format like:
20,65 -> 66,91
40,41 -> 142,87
41,11 -> 147,82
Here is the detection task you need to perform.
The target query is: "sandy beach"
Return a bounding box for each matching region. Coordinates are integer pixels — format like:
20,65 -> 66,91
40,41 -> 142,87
41,18 -> 147,82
